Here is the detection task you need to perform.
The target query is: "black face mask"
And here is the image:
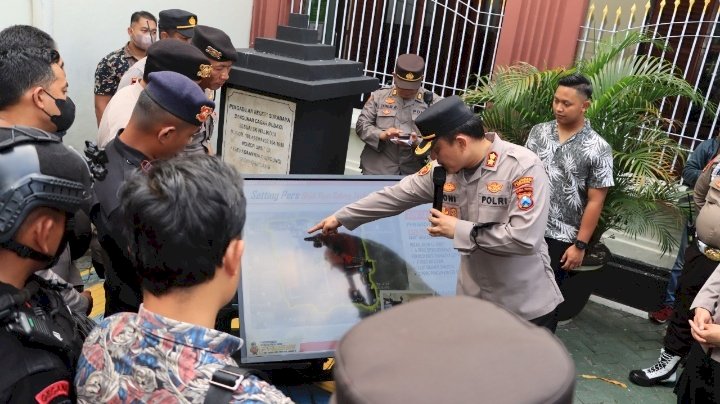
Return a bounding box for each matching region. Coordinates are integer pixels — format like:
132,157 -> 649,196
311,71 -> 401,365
41,89 -> 76,133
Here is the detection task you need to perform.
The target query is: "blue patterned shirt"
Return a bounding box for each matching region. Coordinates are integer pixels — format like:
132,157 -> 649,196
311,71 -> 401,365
75,305 -> 293,403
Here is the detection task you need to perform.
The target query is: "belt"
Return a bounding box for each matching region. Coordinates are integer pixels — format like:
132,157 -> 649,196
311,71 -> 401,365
697,239 -> 720,262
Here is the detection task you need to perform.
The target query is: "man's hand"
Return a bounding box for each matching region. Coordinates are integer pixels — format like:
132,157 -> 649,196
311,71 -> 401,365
308,215 -> 342,235
379,127 -> 403,141
81,290 -> 93,315
427,208 -> 456,239
561,245 -> 586,270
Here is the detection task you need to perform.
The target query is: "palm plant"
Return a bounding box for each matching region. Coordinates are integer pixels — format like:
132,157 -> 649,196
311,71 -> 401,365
464,32 -> 713,254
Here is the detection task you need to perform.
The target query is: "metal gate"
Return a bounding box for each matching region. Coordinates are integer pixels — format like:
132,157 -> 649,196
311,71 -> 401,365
291,0 -> 507,98
578,0 -> 720,156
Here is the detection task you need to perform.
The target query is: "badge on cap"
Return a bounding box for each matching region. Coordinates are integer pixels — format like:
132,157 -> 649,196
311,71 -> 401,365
486,151 -> 498,167
188,16 -> 197,26
417,162 -> 432,176
205,46 -> 222,59
196,105 -> 214,123
443,183 -> 456,192
197,64 -> 212,78
487,182 -> 503,193
405,72 -> 415,80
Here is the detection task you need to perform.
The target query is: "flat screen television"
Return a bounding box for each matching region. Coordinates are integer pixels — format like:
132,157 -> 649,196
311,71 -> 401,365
237,175 -> 460,364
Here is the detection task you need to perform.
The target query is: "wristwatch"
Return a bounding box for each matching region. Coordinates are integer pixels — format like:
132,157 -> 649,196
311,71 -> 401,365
574,240 -> 588,250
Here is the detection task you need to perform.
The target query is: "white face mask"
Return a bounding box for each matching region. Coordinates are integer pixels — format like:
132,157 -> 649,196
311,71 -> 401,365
132,32 -> 153,50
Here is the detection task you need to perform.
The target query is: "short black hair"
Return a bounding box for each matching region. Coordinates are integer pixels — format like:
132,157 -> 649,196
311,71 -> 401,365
131,11 -> 157,25
0,25 -> 56,51
119,155 -> 247,296
558,73 -> 592,99
0,48 -> 60,109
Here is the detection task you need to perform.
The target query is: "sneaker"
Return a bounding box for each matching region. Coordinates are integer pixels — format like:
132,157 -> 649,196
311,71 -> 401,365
628,348 -> 681,386
648,306 -> 673,324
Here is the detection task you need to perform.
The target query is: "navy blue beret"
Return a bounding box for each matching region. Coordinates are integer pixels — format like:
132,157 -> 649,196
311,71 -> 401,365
145,71 -> 215,126
192,25 -> 238,62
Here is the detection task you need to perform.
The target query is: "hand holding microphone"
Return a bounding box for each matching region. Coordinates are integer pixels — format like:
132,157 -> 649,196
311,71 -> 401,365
427,166 -> 456,239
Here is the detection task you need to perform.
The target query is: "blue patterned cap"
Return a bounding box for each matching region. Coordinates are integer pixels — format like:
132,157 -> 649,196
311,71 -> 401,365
145,71 -> 215,126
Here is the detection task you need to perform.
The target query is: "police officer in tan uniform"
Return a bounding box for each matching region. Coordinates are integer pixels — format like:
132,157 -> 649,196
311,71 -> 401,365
310,96 -> 563,331
356,54 -> 442,175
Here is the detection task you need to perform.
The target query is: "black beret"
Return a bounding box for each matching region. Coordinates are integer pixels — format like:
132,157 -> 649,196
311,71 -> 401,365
158,9 -> 197,38
145,71 -> 215,126
394,53 -> 425,90
191,25 -> 238,62
332,296 -> 576,404
144,40 -> 212,83
414,95 -> 476,154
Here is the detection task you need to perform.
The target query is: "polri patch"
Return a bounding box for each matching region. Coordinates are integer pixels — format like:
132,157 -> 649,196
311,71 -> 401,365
417,162 -> 432,176
487,182 -> 503,193
512,176 -> 533,189
486,151 -> 498,167
443,182 -> 457,192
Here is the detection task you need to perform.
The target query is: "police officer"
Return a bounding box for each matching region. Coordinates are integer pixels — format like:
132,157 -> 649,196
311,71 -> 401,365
309,96 -> 563,331
356,53 -> 442,175
0,126 -> 92,402
187,25 -> 238,155
93,71 -> 215,316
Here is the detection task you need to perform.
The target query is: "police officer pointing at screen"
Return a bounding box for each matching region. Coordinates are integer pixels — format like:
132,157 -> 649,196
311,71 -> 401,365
309,96 -> 563,332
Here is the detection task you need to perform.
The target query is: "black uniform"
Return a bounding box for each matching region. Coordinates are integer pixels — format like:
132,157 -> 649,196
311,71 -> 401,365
91,135 -> 148,316
0,275 -> 82,403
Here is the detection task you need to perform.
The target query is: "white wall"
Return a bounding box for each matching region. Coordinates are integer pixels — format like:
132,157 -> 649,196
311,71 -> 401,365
1,0 -> 253,151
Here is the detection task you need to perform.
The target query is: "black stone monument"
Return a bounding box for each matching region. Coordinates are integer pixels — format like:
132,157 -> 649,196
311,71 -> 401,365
218,14 -> 378,174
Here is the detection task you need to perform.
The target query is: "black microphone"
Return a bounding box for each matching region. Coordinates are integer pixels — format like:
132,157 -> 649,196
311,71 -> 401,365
432,166 -> 447,211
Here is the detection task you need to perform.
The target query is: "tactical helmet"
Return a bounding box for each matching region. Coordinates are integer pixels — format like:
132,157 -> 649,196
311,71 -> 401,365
0,126 -> 92,244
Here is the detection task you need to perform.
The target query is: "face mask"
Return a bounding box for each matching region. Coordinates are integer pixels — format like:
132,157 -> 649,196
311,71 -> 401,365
132,32 -> 153,50
41,89 -> 76,133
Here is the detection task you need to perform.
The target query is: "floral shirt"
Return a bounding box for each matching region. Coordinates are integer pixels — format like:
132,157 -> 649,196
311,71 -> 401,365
94,43 -> 138,96
525,119 -> 614,243
74,305 -> 293,403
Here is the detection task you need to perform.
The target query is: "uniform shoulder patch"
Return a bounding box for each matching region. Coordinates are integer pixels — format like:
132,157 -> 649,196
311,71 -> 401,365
417,162 -> 432,176
512,176 -> 533,189
518,194 -> 534,210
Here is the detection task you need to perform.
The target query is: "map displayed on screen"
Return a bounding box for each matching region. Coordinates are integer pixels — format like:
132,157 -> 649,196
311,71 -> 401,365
238,176 -> 460,363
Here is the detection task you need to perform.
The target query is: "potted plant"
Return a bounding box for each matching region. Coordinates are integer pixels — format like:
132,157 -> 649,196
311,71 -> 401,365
463,32 -> 712,319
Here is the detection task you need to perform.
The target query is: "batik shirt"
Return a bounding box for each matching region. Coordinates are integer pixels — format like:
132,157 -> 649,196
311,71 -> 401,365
94,43 -> 138,96
525,119 -> 614,243
75,305 -> 293,403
